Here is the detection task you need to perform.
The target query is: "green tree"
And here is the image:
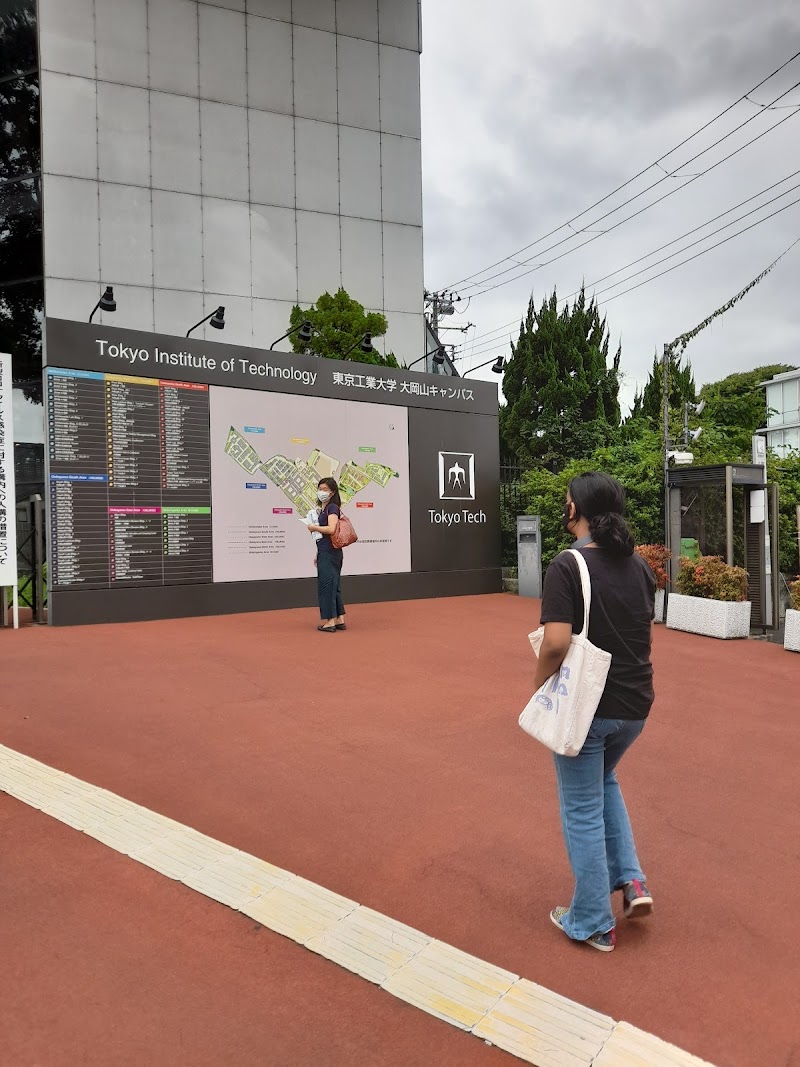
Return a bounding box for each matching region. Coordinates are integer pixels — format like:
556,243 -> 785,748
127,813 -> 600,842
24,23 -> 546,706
0,3 -> 44,404
768,451 -> 800,575
500,287 -> 621,468
288,289 -> 399,367
697,364 -> 796,459
628,349 -> 695,424
516,426 -> 664,569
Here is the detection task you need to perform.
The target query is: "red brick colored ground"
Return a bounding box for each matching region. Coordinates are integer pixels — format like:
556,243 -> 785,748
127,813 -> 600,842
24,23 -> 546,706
1,594 -> 798,1067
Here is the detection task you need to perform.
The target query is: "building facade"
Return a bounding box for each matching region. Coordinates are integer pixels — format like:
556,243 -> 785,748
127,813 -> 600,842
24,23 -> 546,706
763,367 -> 800,457
2,0 -> 426,453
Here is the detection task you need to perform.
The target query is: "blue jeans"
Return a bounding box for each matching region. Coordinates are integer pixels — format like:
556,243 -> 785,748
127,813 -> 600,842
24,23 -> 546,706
552,717 -> 647,940
317,549 -> 344,620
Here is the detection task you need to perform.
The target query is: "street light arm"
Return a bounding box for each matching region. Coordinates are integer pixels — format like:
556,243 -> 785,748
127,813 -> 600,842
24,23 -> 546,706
187,310 -> 215,338
270,320 -> 311,349
342,333 -> 373,358
462,356 -> 505,378
407,347 -> 444,369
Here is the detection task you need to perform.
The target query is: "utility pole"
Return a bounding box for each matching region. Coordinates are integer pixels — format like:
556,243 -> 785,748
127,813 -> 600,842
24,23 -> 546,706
424,290 -> 458,335
662,343 -> 671,566
658,239 -> 798,583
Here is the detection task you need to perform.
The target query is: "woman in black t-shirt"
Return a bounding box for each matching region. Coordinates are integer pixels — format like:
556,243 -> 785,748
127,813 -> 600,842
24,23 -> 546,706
307,477 -> 346,633
535,472 -> 655,953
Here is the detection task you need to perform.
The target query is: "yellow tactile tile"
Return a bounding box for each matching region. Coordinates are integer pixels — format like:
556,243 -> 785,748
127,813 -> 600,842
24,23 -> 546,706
382,940 -> 518,1031
473,978 -> 615,1065
306,905 -> 431,985
594,1022 -> 718,1067
0,744 -> 722,1067
181,851 -> 294,910
239,876 -> 358,944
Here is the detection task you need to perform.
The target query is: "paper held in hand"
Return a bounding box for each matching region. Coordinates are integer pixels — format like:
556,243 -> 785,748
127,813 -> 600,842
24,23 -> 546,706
300,509 -> 322,541
518,549 -> 611,756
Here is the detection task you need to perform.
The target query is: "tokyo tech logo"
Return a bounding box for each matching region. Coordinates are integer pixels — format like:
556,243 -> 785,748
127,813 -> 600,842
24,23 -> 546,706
438,452 -> 475,501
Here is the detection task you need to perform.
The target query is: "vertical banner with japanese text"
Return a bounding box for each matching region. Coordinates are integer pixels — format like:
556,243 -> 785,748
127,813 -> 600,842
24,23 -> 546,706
0,352 -> 18,589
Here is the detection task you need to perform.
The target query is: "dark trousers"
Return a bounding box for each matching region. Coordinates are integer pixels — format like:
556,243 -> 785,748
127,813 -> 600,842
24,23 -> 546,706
317,549 -> 344,620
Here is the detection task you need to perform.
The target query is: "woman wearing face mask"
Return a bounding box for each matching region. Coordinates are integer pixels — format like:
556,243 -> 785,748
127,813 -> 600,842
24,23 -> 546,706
307,477 -> 346,633
535,472 -> 655,953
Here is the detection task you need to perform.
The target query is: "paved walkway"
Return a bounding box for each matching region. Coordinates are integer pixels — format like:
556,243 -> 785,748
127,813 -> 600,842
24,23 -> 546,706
1,594 -> 798,1066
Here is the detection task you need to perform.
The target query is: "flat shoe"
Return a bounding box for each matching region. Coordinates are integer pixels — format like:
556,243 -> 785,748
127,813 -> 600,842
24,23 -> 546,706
335,623 -> 347,630
317,625 -> 336,633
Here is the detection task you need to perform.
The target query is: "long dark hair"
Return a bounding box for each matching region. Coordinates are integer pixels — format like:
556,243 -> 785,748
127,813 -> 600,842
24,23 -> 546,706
318,477 -> 342,509
568,472 -> 635,557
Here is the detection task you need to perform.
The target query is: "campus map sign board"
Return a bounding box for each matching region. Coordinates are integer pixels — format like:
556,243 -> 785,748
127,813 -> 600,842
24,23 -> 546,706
43,318 -> 501,625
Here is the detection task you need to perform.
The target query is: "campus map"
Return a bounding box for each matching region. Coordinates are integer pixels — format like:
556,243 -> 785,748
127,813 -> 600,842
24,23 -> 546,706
224,427 -> 399,511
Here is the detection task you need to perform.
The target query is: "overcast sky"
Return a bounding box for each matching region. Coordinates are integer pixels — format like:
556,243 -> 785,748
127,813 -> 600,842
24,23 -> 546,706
420,0 -> 800,409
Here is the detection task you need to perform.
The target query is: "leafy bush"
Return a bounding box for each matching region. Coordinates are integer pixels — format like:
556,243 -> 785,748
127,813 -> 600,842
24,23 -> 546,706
789,578 -> 800,612
675,556 -> 748,602
635,544 -> 670,590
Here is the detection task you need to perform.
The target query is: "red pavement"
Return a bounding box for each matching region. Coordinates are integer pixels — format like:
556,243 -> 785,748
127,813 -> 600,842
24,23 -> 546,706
1,593 -> 799,1067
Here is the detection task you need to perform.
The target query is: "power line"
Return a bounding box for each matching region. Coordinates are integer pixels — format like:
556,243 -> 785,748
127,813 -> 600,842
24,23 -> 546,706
454,197 -> 800,366
439,48 -> 800,291
462,164 -> 800,349
462,152 -> 800,352
600,201 -> 800,304
557,168 -> 800,301
588,182 -> 800,301
461,85 -> 800,298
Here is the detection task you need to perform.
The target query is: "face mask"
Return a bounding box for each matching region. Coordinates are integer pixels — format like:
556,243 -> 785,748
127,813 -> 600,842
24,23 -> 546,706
317,490 -> 331,503
561,501 -> 573,532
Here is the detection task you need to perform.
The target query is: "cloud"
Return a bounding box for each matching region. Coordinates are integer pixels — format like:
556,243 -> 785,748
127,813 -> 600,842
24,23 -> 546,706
420,0 -> 800,409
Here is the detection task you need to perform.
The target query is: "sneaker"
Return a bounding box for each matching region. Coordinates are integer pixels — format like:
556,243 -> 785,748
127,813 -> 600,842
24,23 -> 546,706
622,879 -> 653,918
550,907 -> 616,952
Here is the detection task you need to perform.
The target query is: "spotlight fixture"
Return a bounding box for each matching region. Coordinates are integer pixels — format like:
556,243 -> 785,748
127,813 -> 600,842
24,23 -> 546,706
89,286 -> 116,322
271,319 -> 314,349
342,333 -> 374,358
186,306 -> 225,338
462,355 -> 506,378
407,346 -> 447,370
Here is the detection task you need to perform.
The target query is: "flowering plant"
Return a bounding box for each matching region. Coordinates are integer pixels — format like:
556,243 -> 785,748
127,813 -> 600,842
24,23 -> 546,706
789,578 -> 800,612
635,544 -> 670,591
675,556 -> 748,603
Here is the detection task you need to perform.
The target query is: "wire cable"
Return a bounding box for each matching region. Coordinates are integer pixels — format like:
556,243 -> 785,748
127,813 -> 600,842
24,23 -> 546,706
460,84 -> 800,297
439,48 -> 800,291
463,102 -> 800,300
452,198 -> 800,363
462,165 -> 800,349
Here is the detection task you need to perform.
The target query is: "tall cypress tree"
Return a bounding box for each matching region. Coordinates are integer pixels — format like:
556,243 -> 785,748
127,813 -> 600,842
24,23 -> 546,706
500,287 -> 621,468
629,349 -> 696,423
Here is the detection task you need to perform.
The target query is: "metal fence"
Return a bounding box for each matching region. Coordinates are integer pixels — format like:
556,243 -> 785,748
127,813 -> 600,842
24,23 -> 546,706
15,495 -> 47,621
500,460 -> 524,567
14,442 -> 45,503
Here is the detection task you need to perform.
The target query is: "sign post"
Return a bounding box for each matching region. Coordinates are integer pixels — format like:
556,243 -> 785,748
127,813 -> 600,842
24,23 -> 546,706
0,352 -> 19,628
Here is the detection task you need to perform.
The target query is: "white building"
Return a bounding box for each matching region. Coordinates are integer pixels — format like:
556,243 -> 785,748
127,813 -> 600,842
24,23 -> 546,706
3,0 -> 426,448
763,367 -> 800,457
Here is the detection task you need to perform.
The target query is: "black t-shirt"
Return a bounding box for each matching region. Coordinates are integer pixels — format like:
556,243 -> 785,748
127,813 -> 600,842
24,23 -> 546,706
317,502 -> 341,553
539,547 -> 656,720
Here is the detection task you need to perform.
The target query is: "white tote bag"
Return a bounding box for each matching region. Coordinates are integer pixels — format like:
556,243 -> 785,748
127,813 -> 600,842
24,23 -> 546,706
519,549 -> 611,757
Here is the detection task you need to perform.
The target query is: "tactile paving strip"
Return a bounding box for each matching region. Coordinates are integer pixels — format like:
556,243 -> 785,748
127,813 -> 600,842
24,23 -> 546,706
0,744 -> 718,1067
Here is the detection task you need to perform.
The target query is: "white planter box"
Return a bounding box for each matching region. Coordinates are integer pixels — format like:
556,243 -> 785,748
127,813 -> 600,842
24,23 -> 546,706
666,593 -> 751,640
653,588 -> 665,623
785,609 -> 800,652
